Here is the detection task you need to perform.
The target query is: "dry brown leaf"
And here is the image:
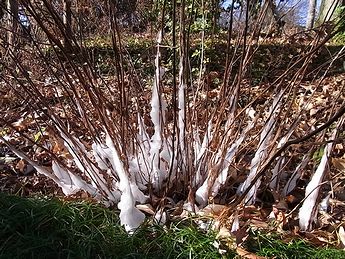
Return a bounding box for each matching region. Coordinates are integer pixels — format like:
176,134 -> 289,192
236,247 -> 266,259
249,219 -> 269,229
52,141 -> 64,154
335,143 -> 344,151
274,199 -> 289,211
136,204 -> 155,215
304,231 -> 335,246
216,226 -> 232,239
233,228 -> 249,245
200,204 -> 228,217
12,117 -> 33,131
286,194 -> 299,205
318,211 -> 333,227
51,140 -> 72,159
15,159 -> 26,173
310,108 -> 318,116
332,158 -> 345,172
241,206 -> 263,220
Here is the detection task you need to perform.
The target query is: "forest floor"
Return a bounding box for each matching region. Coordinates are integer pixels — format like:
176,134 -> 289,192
1,32 -> 345,258
1,192 -> 345,258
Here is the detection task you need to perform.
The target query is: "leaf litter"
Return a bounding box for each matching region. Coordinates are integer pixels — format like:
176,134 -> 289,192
1,24 -> 345,257
1,70 -> 345,254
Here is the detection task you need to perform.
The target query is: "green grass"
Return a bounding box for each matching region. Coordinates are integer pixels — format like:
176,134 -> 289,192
0,193 -> 221,259
245,230 -> 345,259
1,193 -> 344,259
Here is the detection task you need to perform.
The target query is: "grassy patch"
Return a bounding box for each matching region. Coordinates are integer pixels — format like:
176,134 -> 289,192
0,193 -> 129,258
1,193 -> 344,259
244,230 -> 345,259
0,193 -> 220,259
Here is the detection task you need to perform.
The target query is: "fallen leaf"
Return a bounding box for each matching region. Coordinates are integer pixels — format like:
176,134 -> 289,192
233,228 -> 249,245
276,211 -> 287,232
12,117 -> 33,131
249,219 -> 269,229
200,204 -> 228,217
335,143 -> 343,151
305,231 -> 335,246
15,159 -> 26,173
332,158 -> 345,172
216,226 -> 232,239
136,204 -> 155,215
236,247 -> 266,259
274,199 -> 289,211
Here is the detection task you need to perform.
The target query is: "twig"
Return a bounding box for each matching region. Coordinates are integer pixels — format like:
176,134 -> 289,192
229,104 -> 345,210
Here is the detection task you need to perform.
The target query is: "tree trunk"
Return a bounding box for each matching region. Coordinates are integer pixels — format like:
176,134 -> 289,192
211,0 -> 219,35
62,0 -> 73,49
266,0 -> 284,35
7,0 -> 18,51
306,0 -> 317,29
317,0 -> 344,24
